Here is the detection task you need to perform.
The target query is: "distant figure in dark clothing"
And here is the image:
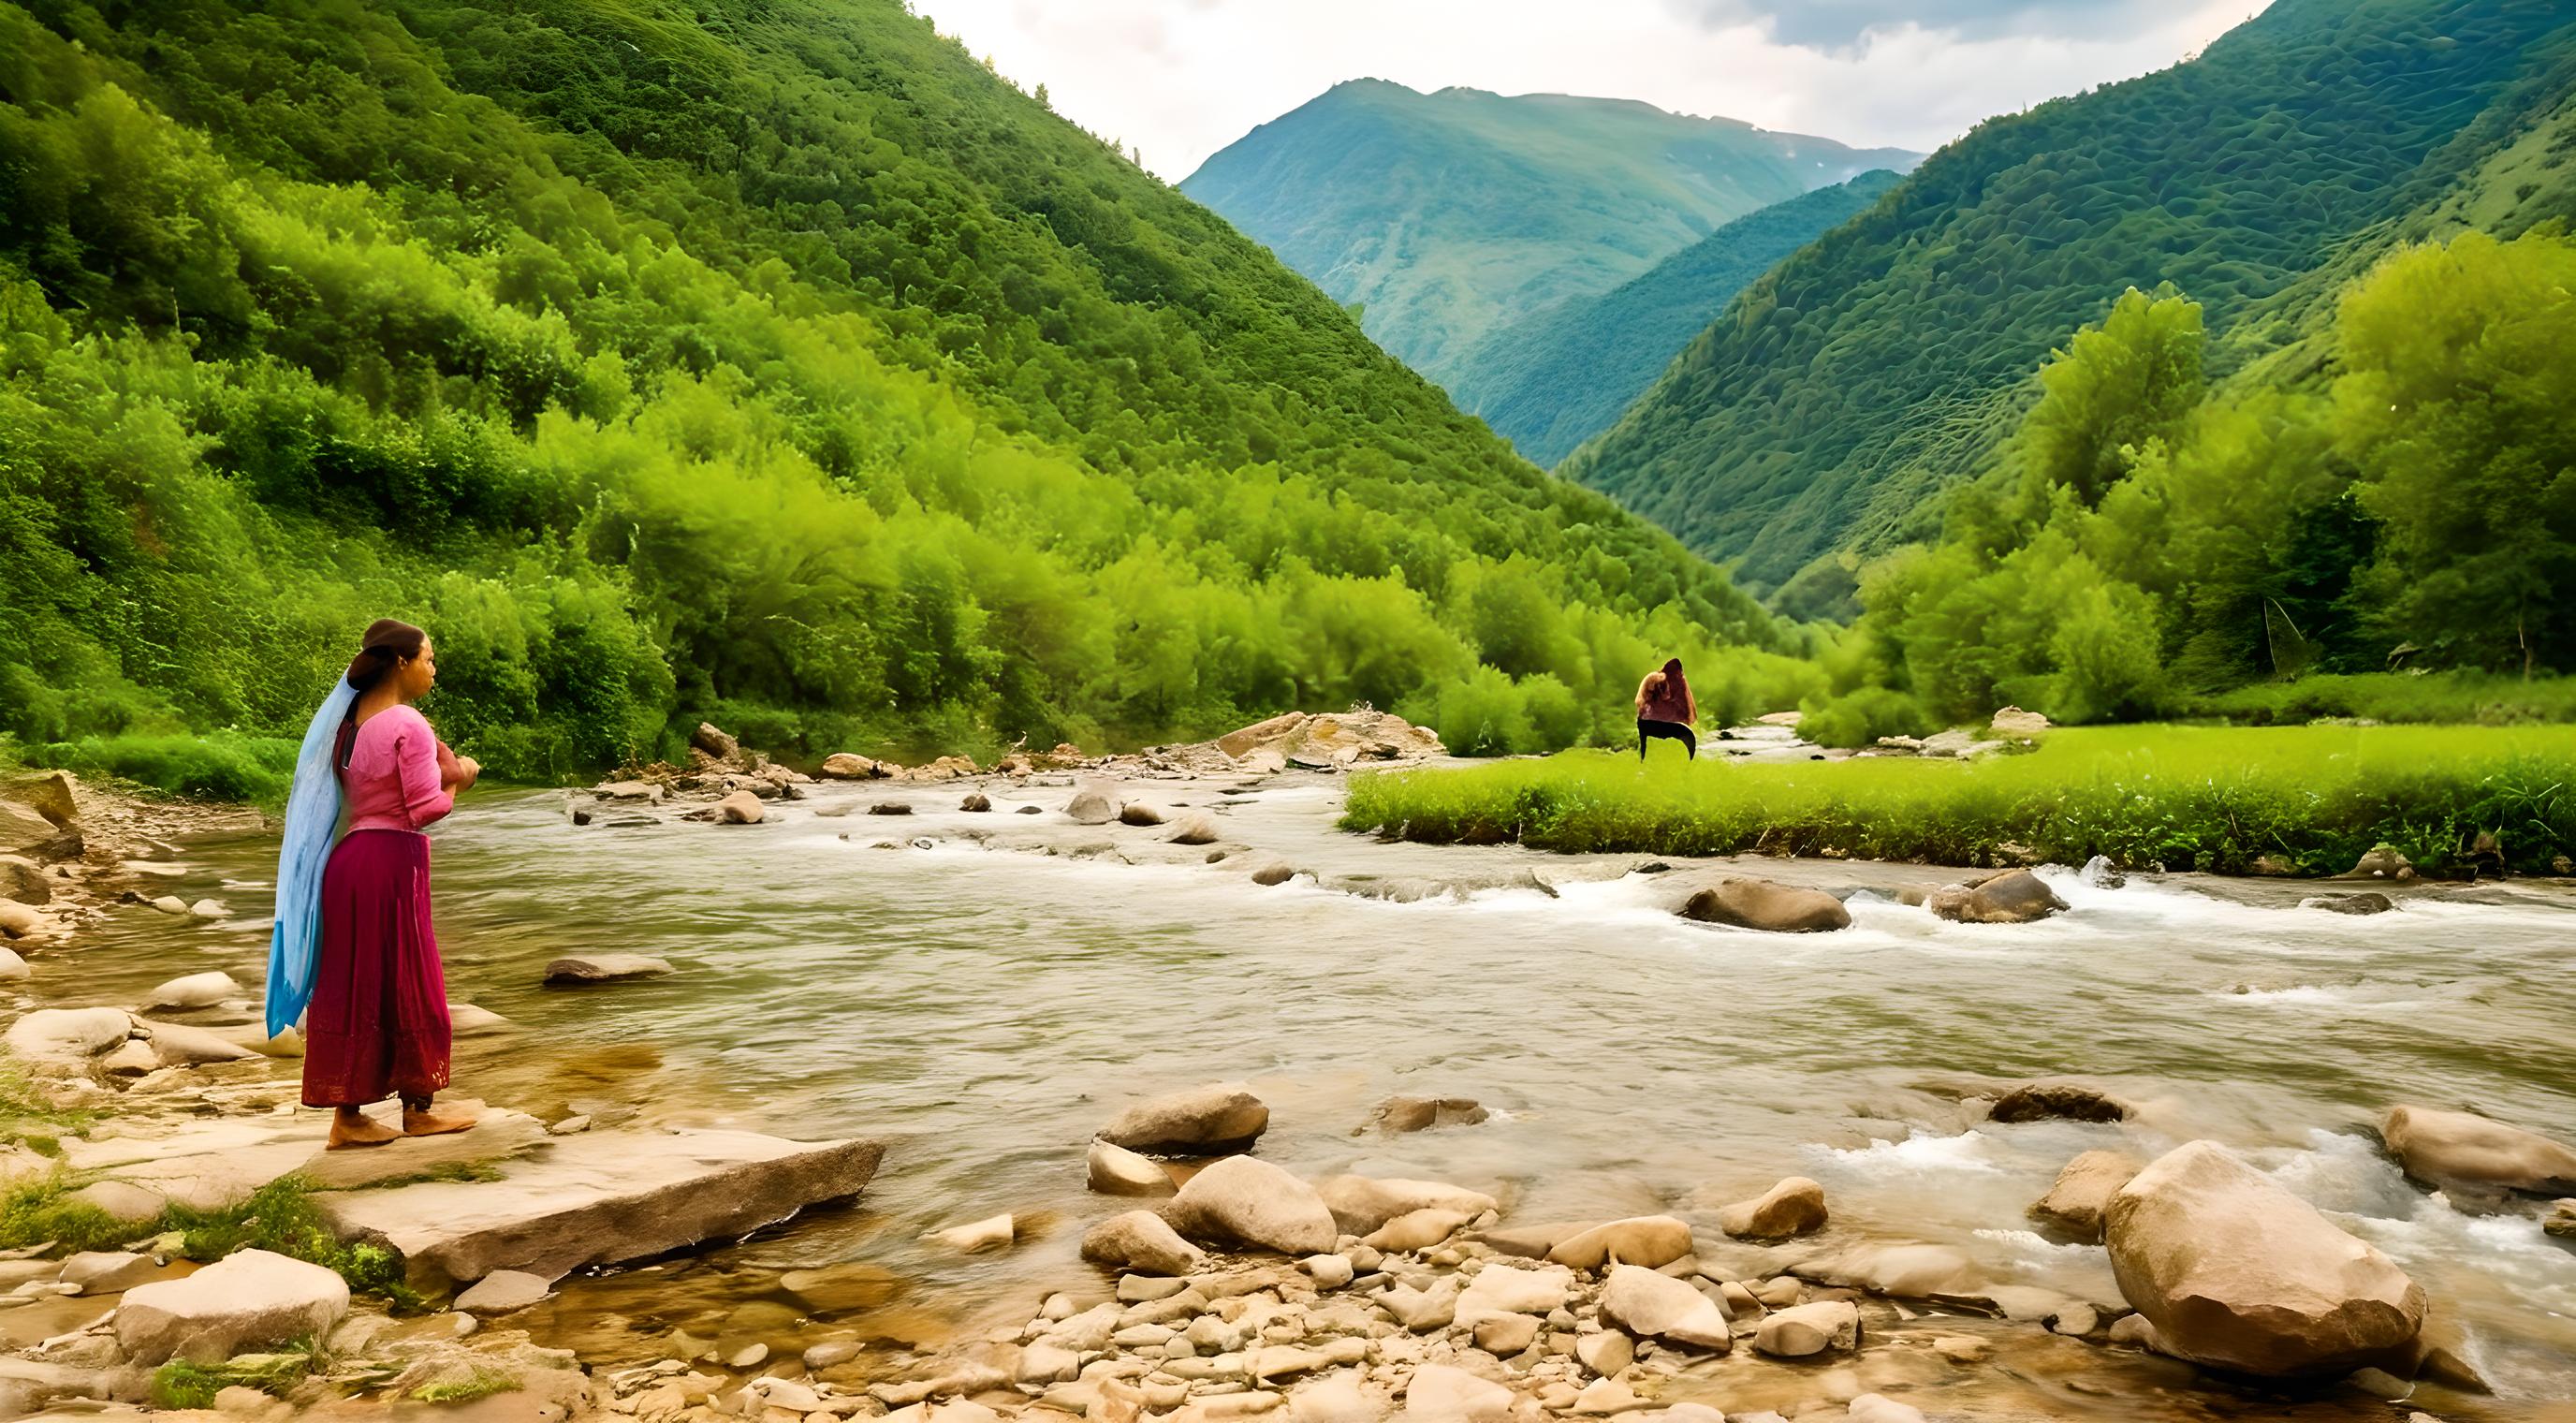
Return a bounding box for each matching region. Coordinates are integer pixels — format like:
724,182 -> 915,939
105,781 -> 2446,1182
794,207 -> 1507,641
1634,657 -> 1697,762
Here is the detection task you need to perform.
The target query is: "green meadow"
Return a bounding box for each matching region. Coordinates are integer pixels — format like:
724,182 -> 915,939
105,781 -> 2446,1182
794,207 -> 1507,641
1340,725 -> 2576,876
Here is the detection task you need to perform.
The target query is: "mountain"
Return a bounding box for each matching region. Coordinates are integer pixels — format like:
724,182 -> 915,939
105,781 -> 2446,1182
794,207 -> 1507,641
1562,0 -> 2576,593
1451,171 -> 1905,468
1179,81 -> 1919,386
0,0 -> 1802,779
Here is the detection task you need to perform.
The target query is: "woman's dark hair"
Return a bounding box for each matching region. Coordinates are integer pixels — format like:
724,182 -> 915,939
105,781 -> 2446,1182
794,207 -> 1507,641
336,619 -> 428,775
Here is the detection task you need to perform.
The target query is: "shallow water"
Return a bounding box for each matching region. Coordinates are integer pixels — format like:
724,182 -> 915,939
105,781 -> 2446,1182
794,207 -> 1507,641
58,776 -> 2576,1417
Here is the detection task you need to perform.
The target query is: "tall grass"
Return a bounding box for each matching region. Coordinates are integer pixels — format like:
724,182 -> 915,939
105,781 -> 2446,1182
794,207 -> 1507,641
2194,672 -> 2576,726
1342,725 -> 2576,875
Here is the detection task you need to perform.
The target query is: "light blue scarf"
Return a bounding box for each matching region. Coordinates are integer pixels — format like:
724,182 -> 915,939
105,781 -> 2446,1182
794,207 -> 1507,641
265,675 -> 358,1038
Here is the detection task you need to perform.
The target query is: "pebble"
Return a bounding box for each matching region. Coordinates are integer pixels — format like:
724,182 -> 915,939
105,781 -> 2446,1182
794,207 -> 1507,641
1120,1274 -> 1190,1303
727,1343 -> 768,1369
1301,1254 -> 1354,1288
1930,1335 -> 1987,1363
803,1341 -> 860,1371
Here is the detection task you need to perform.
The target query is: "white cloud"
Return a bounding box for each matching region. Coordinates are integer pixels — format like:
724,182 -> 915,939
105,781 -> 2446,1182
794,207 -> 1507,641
907,0 -> 2270,181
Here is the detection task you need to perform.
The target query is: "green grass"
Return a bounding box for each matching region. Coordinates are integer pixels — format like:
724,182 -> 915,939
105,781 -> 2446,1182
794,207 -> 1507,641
2193,673 -> 2576,726
150,1348 -> 315,1408
413,1369 -> 521,1404
14,731 -> 297,806
0,1171 -> 426,1310
1343,724 -> 2575,875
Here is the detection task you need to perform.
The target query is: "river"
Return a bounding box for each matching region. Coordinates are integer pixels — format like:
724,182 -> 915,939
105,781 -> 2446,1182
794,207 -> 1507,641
64,772 -> 2576,1419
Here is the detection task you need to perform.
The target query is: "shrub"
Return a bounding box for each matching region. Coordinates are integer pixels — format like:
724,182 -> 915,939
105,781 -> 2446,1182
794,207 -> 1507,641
1797,687 -> 1935,749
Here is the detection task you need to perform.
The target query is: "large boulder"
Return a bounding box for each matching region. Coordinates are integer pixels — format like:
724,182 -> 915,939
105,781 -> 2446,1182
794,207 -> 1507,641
2379,1106 -> 2576,1196
1164,1155 -> 1338,1255
113,1249 -> 349,1366
0,899 -> 40,940
1065,784 -> 1121,826
1086,1138 -> 1175,1197
143,971 -> 241,1011
1218,712 -> 1310,760
690,723 -> 742,763
543,954 -> 675,985
1930,869 -> 2068,924
1600,1265 -> 1732,1350
1314,1176 -> 1499,1237
319,1128 -> 881,1290
6,1006 -> 136,1064
819,753 -> 880,780
1098,1082 -> 1269,1155
1079,1210 -> 1205,1277
0,855 -> 50,905
2029,1150 -> 2143,1240
2,770 -> 76,826
713,790 -> 765,825
1990,706 -> 2051,736
1679,879 -> 1851,933
1544,1215 -> 1692,1270
1716,1176 -> 1828,1239
2106,1140 -> 2426,1377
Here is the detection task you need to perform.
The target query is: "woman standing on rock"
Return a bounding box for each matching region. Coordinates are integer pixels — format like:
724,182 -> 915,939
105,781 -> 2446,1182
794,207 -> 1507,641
267,619 -> 478,1149
1634,657 -> 1697,763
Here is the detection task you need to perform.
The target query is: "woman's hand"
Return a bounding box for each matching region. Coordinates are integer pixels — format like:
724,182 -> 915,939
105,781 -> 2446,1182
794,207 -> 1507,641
453,756 -> 481,791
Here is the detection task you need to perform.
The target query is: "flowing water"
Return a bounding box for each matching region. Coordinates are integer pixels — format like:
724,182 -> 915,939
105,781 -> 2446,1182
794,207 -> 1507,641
57,774 -> 2576,1419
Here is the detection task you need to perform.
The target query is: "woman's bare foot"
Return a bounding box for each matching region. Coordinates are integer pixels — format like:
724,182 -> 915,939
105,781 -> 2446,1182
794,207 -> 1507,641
327,1108 -> 399,1150
402,1105 -> 476,1137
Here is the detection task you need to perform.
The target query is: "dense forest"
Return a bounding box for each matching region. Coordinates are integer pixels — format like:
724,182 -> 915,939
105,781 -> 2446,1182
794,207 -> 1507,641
0,0 -> 1823,786
1180,81 -> 1914,387
1452,171 -> 1902,468
1798,226 -> 2576,745
1563,0 -> 2576,594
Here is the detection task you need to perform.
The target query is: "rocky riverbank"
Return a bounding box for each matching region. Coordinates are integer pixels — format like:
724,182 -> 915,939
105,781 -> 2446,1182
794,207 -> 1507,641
6,755 -> 2573,1422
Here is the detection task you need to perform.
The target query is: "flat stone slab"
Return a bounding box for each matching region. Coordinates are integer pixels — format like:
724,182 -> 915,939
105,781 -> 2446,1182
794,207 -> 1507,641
317,1127 -> 884,1290
57,1105 -> 549,1211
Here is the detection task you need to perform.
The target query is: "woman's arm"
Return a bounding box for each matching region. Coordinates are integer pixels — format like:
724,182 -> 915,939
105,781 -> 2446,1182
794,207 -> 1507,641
393,713 -> 458,829
1634,673 -> 1656,716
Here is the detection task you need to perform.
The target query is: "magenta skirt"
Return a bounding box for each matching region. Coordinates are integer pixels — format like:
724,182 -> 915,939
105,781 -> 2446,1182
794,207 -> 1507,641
301,829 -> 452,1108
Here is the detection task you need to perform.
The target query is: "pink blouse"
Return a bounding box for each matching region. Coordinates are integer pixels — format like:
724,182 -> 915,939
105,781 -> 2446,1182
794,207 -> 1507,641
342,705 -> 455,834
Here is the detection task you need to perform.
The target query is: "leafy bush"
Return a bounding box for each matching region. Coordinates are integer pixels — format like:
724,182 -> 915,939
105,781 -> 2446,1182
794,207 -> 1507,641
1796,688 -> 1934,750
21,733 -> 298,805
2196,672 -> 2576,726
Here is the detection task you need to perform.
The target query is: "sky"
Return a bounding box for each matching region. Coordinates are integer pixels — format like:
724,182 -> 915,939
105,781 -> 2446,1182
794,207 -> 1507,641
903,0 -> 2276,182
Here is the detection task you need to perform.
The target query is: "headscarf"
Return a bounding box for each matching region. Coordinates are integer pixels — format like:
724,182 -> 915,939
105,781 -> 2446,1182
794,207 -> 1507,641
1661,657 -> 1690,715
264,675 -> 358,1037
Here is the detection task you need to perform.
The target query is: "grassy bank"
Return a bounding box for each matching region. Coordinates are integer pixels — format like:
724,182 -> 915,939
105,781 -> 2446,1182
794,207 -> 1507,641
1342,725 -> 2576,876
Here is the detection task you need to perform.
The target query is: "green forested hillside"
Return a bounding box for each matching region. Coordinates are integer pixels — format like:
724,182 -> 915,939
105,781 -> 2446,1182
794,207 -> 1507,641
1564,0 -> 2576,592
0,0 -> 1812,783
1179,81 -> 1916,386
1452,172 -> 1902,468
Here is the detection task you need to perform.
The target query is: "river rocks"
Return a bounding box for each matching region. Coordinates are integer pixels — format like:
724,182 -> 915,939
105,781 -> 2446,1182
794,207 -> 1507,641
1845,1397 -> 1929,1423
820,754 -> 883,780
1100,1082 -> 1269,1155
114,1248 -> 350,1366
59,1249 -> 164,1294
1990,706 -> 2051,735
2343,844 -> 2417,881
142,971 -> 240,1011
1119,802 -> 1168,827
960,793 -> 991,813
2379,1106 -> 2576,1196
1600,1265 -> 1732,1350
1364,1209 -> 1472,1252
1930,869 -> 2068,924
1573,1330 -> 1633,1377
0,900 -> 39,940
1545,1215 -> 1692,1270
1990,1080 -> 2131,1123
1401,1364 -> 1512,1423
1251,861 -> 1300,887
319,1128 -> 883,1290
1366,1096 -> 1488,1134
1088,1138 -> 1176,1196
1753,1300 -> 1859,1357
2106,1139 -> 2426,1377
1679,879 -> 1852,933
2029,1150 -> 2143,1240
454,1269 -> 553,1314
691,723 -> 742,763
2302,892 -> 2395,915
6,1005 -> 136,1064
1315,1176 -> 1499,1236
150,894 -> 189,915
713,790 -> 765,824
1716,1177 -> 1827,1239
2546,1200 -> 2575,1238
927,1212 -> 1016,1253
0,855 -> 49,905
543,954 -> 675,985
139,1020 -> 260,1068
1080,1210 -> 1206,1277
1167,814 -> 1219,845
1066,784 -> 1121,825
1453,1262 -> 1573,1328
1165,1155 -> 1338,1254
